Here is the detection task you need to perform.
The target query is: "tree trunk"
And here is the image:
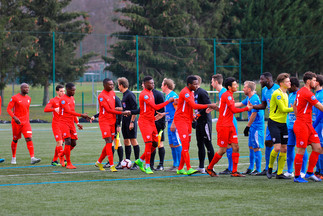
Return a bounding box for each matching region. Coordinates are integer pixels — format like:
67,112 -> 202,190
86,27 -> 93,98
42,81 -> 50,106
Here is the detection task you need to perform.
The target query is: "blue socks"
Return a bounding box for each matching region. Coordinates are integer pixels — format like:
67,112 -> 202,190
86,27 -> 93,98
255,151 -> 262,172
174,146 -> 182,167
226,148 -> 233,171
287,145 -> 295,173
248,149 -> 255,170
301,149 -> 308,174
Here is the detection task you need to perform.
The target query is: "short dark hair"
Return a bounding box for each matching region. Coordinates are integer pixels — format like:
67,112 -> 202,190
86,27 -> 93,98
317,75 -> 323,87
187,75 -> 197,85
143,76 -> 153,83
103,78 -> 113,85
224,77 -> 236,90
290,77 -> 299,88
212,74 -> 223,85
303,71 -> 317,83
65,83 -> 75,90
262,72 -> 273,80
56,84 -> 64,91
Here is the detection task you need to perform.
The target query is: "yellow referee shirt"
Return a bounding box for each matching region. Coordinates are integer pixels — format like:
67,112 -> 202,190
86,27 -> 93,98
269,88 -> 293,123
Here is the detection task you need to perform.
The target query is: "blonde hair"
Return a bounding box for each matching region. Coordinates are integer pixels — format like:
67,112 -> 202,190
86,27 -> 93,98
244,81 -> 256,91
162,78 -> 175,90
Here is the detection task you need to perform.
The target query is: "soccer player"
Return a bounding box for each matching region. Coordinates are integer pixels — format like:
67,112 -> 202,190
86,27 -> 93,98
7,83 -> 41,164
44,84 -> 66,166
206,77 -> 252,177
293,71 -> 323,183
211,74 -> 238,175
0,95 -> 4,163
194,75 -> 215,174
117,77 -> 140,170
174,75 -> 218,175
95,79 -> 130,172
313,75 -> 323,179
161,78 -> 182,171
236,81 -> 264,175
134,76 -> 173,174
252,72 -> 280,175
59,83 -> 90,169
284,77 -> 308,178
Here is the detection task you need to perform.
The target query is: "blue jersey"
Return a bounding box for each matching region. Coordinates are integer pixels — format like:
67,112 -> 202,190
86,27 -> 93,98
313,89 -> 323,122
165,91 -> 178,122
261,83 -> 280,112
242,94 -> 264,129
287,91 -> 297,130
218,88 -> 227,101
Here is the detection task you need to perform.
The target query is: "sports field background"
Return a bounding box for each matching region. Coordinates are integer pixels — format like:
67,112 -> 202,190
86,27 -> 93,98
0,121 -> 322,216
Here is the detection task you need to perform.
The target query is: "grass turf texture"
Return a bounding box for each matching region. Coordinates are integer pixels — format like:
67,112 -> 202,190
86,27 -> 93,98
0,122 -> 322,216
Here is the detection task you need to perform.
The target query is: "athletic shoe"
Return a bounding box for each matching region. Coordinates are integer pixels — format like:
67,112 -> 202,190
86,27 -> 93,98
31,157 -> 41,164
186,168 -> 198,175
300,172 -> 306,178
177,169 -> 187,175
110,165 -> 118,172
59,158 -> 65,167
103,162 -> 110,168
0,158 -> 4,163
167,166 -> 178,172
219,168 -> 231,175
145,167 -> 153,174
197,167 -> 206,174
250,170 -> 260,176
95,161 -> 105,171
150,166 -> 156,171
66,164 -> 77,169
266,168 -> 273,179
231,172 -> 246,177
156,165 -> 164,171
115,162 -> 123,170
305,173 -> 322,182
272,170 -> 277,177
243,168 -> 252,175
314,172 -> 321,178
255,169 -> 267,176
130,163 -> 139,170
51,161 -> 60,166
283,172 -> 294,178
294,176 -> 308,183
11,157 -> 17,165
205,167 -> 218,177
135,159 -> 145,172
276,174 -> 291,179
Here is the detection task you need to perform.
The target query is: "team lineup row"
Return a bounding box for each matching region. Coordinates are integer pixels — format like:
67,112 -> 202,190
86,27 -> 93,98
1,72 -> 323,183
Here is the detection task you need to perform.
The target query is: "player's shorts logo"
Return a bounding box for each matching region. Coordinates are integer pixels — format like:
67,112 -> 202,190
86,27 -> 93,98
221,141 -> 224,145
228,96 -> 232,100
63,133 -> 66,136
300,141 -> 304,145
277,95 -> 281,100
55,135 -> 58,138
61,100 -> 65,104
10,98 -> 12,102
144,95 -> 149,99
147,135 -> 150,139
314,134 -> 318,137
272,138 -> 276,142
104,132 -> 107,135
183,135 -> 186,138
311,96 -> 316,100
185,93 -> 189,98
100,98 -> 103,102
28,100 -> 30,103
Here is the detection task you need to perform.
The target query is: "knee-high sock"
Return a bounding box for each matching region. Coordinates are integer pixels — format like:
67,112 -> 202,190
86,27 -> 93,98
232,152 -> 240,173
111,146 -> 115,156
125,145 -> 132,160
294,153 -> 303,177
286,145 -> 295,173
307,151 -> 320,174
208,152 -> 222,170
117,146 -> 123,162
268,149 -> 279,169
265,146 -> 274,170
11,141 -> 17,158
57,146 -> 64,158
158,147 -> 165,165
171,147 -> 177,166
98,145 -> 107,163
26,141 -> 34,158
141,142 -> 152,165
175,146 -> 182,167
150,149 -> 156,167
248,149 -> 255,170
64,145 -> 72,165
301,149 -> 308,173
255,150 -> 262,172
181,141 -> 191,170
53,146 -> 59,161
277,152 -> 287,175
105,143 -> 114,166
133,145 -> 140,160
319,154 -> 323,175
226,148 -> 233,171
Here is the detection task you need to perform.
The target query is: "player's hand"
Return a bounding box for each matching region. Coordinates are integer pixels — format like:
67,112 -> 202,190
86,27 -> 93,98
168,97 -> 175,103
77,123 -> 83,130
129,122 -> 134,130
90,116 -> 95,123
170,122 -> 176,132
244,126 -> 250,136
155,112 -> 167,121
117,126 -> 121,133
247,101 -> 253,111
54,107 -> 59,113
115,107 -> 123,111
13,116 -> 21,124
81,113 -> 91,121
173,98 -> 179,105
122,110 -> 131,116
207,103 -> 219,111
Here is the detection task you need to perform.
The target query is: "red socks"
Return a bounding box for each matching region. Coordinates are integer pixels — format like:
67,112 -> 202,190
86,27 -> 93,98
208,153 -> 222,170
98,145 -> 107,163
53,146 -> 59,161
307,151 -> 320,173
26,141 -> 34,158
105,143 -> 114,166
294,153 -> 303,177
11,141 -> 17,157
232,152 -> 240,173
64,145 -> 72,166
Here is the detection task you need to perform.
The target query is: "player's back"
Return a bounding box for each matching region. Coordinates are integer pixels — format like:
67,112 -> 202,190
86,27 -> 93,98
8,93 -> 31,124
59,94 -> 76,123
296,87 -> 318,123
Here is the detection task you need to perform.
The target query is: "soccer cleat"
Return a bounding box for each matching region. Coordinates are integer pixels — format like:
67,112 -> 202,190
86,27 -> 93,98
51,161 -> 60,166
150,166 -> 156,171
250,170 -> 260,176
231,172 -> 246,177
294,176 -> 308,183
0,158 -> 4,163
300,172 -> 306,178
272,170 -> 277,177
115,162 -> 123,170
186,168 -> 198,175
156,165 -> 164,171
219,168 -> 231,175
31,157 -> 41,164
276,174 -> 291,179
243,168 -> 252,175
103,162 -> 110,168
66,164 -> 77,169
110,165 -> 118,172
305,173 -> 322,182
59,158 -> 65,167
145,167 -> 153,174
135,159 -> 145,172
283,172 -> 294,178
206,167 -> 218,177
11,157 -> 16,165
95,162 -> 105,171
130,163 -> 139,170
177,169 -> 187,175
266,168 -> 273,179
255,169 -> 267,176
167,166 -> 178,172
197,167 -> 206,174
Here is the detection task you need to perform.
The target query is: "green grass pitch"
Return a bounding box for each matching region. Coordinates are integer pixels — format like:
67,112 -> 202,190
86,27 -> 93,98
0,121 -> 322,216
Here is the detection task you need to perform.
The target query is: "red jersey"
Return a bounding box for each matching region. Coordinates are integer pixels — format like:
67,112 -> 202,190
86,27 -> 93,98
44,97 -> 61,123
7,93 -> 31,124
295,86 -> 319,123
217,91 -> 248,127
98,90 -> 122,124
174,87 -> 208,123
59,94 -> 81,124
138,88 -> 169,122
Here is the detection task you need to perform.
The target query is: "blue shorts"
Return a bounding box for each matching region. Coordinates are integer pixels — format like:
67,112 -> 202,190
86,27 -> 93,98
167,121 -> 181,146
265,126 -> 271,141
287,128 -> 296,146
314,123 -> 323,146
248,127 -> 264,149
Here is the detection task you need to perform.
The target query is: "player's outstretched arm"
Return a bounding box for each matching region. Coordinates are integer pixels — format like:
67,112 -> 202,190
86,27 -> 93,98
314,102 -> 323,113
252,101 -> 267,110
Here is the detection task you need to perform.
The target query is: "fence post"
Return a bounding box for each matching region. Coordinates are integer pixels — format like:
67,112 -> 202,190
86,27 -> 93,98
82,92 -> 84,113
239,39 -> 242,119
261,37 -> 264,75
52,32 -> 55,98
213,38 -> 217,118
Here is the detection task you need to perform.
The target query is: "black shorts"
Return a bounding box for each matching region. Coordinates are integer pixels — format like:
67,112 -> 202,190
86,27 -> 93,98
155,121 -> 165,142
121,118 -> 137,139
268,118 -> 288,145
